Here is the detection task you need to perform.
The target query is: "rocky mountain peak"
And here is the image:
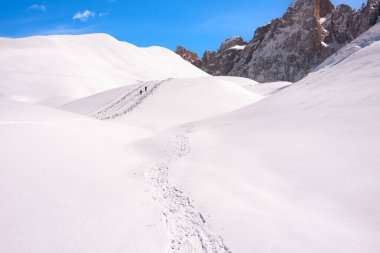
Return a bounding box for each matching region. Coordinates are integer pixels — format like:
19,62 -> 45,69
286,0 -> 334,20
175,0 -> 380,82
322,0 -> 380,47
219,36 -> 247,52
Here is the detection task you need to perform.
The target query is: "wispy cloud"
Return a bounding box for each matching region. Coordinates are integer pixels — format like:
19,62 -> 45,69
98,12 -> 109,18
28,4 -> 47,12
72,10 -> 96,22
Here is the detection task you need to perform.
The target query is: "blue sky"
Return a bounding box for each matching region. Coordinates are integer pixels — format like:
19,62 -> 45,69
0,0 -> 367,55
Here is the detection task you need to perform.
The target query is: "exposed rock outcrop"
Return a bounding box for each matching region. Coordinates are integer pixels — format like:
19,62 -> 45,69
176,0 -> 380,82
322,0 -> 380,47
175,46 -> 202,68
201,36 -> 247,76
228,0 -> 335,82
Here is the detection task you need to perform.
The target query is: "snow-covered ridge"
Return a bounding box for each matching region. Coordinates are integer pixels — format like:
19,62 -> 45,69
0,33 -> 208,105
62,76 -> 263,131
315,22 -> 380,71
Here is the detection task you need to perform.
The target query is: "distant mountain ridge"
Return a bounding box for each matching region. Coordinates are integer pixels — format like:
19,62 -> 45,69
176,0 -> 380,82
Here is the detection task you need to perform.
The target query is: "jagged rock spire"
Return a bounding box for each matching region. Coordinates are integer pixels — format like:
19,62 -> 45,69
314,0 -> 334,20
175,0 -> 380,82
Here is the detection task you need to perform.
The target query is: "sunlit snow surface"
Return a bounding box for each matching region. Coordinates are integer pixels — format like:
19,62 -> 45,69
1,24 -> 380,252
0,33 -> 207,106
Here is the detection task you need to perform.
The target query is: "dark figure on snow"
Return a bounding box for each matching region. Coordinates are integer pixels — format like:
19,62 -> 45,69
139,90 -> 142,95
145,86 -> 147,92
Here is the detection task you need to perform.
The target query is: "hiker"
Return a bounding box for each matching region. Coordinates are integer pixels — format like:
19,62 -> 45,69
139,90 -> 142,95
145,86 -> 147,92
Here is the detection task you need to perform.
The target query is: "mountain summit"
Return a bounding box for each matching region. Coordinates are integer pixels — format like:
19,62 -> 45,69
177,0 -> 380,82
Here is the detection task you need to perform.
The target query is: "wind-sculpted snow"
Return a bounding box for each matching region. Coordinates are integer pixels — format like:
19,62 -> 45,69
145,130 -> 231,253
90,79 -> 170,120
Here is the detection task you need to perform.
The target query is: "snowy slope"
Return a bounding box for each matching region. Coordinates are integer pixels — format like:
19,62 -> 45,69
0,34 -> 207,105
159,25 -> 380,252
1,24 -> 380,253
0,98 -> 171,253
62,76 -> 263,130
243,81 -> 291,96
209,76 -> 292,97
61,84 -> 140,115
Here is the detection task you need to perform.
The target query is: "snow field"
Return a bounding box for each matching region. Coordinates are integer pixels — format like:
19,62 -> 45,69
1,24 -> 380,253
0,34 -> 208,105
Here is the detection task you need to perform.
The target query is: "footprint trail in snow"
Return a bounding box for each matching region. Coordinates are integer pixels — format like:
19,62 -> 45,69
145,131 -> 231,253
89,79 -> 170,120
90,79 -> 230,252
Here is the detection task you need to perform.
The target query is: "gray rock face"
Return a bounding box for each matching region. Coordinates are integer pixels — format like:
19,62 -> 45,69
323,0 -> 380,47
229,0 -> 335,82
176,0 -> 380,82
201,36 -> 247,76
175,46 -> 202,68
323,4 -> 356,45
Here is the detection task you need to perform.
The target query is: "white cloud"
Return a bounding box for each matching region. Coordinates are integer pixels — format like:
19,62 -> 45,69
72,10 -> 96,22
98,12 -> 109,18
28,4 -> 47,12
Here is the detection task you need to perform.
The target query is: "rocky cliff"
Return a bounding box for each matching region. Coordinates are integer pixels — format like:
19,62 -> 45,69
201,36 -> 247,76
175,46 -> 202,68
176,0 -> 380,82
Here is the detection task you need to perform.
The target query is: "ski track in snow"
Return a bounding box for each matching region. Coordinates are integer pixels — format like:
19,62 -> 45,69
90,78 -> 230,252
89,78 -> 171,120
145,130 -> 231,253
